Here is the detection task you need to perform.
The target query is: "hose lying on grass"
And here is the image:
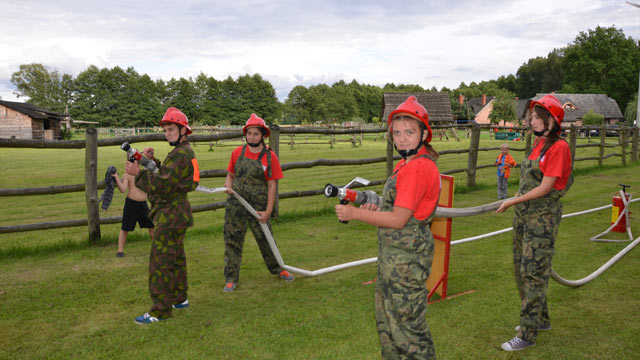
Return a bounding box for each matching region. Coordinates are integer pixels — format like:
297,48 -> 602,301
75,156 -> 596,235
196,185 -> 640,285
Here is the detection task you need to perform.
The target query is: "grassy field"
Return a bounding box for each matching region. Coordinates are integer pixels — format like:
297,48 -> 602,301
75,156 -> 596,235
1,133 -> 639,359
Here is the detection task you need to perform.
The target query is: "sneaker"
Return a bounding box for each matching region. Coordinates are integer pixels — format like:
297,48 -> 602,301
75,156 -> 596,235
172,299 -> 189,309
279,270 -> 294,282
223,282 -> 237,293
134,312 -> 166,325
501,337 -> 535,351
515,324 -> 552,332
116,252 -> 125,258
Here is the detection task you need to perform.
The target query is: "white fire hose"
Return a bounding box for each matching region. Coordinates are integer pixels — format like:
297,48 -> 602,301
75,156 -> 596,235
196,186 -> 640,286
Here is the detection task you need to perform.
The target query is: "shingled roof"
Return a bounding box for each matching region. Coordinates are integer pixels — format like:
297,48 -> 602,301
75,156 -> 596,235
529,94 -> 623,121
467,96 -> 495,114
382,92 -> 454,124
0,100 -> 67,120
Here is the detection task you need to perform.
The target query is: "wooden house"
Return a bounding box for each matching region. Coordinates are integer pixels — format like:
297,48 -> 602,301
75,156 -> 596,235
0,100 -> 67,140
381,92 -> 454,125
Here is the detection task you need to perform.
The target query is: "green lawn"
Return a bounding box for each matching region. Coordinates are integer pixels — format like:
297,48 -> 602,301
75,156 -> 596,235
0,134 -> 638,359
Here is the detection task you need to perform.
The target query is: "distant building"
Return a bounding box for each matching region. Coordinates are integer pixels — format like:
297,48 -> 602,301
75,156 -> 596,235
382,92 -> 454,125
526,93 -> 624,127
0,100 -> 68,140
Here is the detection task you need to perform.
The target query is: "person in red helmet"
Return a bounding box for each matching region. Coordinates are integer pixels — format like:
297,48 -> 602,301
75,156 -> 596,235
496,94 -> 573,351
126,107 -> 200,324
335,96 -> 440,359
222,113 -> 293,293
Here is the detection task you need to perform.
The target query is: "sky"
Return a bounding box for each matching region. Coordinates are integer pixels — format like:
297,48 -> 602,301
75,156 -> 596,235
1,0 -> 639,102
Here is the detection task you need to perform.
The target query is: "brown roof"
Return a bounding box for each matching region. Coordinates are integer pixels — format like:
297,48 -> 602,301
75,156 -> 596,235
529,94 -> 623,122
381,92 -> 454,124
0,100 -> 67,121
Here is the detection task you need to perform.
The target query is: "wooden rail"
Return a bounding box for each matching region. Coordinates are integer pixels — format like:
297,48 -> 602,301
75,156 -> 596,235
0,124 -> 638,237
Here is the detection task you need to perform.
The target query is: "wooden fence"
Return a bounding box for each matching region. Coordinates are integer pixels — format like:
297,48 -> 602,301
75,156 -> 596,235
0,123 -> 638,240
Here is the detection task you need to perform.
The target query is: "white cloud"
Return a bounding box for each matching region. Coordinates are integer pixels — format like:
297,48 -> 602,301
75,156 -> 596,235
0,0 -> 639,101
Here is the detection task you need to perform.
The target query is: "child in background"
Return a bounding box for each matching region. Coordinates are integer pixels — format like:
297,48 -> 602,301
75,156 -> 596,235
495,143 -> 517,200
111,169 -> 154,257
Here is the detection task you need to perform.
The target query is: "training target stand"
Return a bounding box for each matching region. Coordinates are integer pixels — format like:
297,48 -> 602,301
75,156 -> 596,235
360,175 -> 476,304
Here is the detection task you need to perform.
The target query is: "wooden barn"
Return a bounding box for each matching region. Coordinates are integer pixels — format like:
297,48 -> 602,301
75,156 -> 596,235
381,92 -> 455,125
0,100 -> 67,140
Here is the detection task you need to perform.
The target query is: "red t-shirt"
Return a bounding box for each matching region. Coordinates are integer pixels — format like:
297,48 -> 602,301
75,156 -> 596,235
392,147 -> 441,220
528,138 -> 572,190
227,146 -> 284,181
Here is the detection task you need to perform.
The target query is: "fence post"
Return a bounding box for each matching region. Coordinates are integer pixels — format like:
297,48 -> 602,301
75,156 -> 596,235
466,122 -> 481,187
632,127 -> 639,162
269,124 -> 280,217
599,124 -> 606,167
569,124 -> 577,169
621,127 -> 627,166
85,128 -> 101,242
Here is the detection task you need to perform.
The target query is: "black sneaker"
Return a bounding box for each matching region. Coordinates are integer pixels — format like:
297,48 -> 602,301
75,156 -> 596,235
501,337 -> 535,351
116,252 -> 125,258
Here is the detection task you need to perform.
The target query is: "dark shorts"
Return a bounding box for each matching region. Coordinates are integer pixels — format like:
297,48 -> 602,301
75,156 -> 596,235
121,197 -> 154,231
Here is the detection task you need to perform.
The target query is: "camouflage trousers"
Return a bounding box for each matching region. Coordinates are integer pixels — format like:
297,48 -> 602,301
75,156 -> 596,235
223,197 -> 282,283
148,227 -> 188,319
512,201 -> 562,342
375,225 -> 436,360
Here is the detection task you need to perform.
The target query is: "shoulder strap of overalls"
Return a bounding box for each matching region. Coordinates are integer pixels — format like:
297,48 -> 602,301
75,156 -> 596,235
256,146 -> 272,178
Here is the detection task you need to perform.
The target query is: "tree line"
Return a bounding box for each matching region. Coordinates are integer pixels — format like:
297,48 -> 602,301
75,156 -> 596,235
8,26 -> 640,127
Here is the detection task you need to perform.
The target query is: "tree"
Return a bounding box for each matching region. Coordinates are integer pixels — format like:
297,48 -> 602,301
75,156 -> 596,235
11,63 -> 73,112
165,77 -> 200,123
488,90 -> 518,126
581,109 -> 605,126
284,85 -> 311,124
563,26 -> 640,108
624,93 -> 637,124
513,48 -> 565,99
326,82 -> 358,123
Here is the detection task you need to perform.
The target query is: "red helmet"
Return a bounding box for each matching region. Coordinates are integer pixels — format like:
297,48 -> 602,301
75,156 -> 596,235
529,95 -> 564,129
159,107 -> 192,135
243,113 -> 270,137
388,96 -> 432,143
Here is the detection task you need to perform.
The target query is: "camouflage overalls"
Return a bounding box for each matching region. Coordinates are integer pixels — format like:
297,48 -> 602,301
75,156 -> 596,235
224,145 -> 283,283
376,154 -> 437,360
512,143 -> 572,342
135,141 -> 199,319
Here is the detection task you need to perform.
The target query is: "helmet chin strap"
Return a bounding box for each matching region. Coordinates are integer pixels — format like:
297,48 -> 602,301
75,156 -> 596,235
533,122 -> 559,137
247,137 -> 265,148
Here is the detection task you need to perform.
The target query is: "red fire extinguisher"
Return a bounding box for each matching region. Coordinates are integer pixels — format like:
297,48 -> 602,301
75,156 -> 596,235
611,184 -> 631,233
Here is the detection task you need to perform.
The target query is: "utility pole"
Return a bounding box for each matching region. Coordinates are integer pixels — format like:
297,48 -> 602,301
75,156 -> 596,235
636,68 -> 639,127
629,2 -> 640,127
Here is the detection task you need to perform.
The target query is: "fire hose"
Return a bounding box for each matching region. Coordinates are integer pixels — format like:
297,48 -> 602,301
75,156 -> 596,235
195,185 -> 640,285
